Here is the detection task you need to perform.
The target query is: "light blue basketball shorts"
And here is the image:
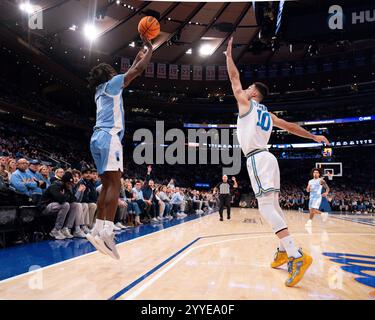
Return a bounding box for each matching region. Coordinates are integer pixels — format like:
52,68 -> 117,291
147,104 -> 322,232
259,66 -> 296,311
90,130 -> 123,175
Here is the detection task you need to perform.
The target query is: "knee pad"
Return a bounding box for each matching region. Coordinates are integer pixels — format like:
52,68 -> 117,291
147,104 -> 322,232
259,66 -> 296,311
257,193 -> 287,234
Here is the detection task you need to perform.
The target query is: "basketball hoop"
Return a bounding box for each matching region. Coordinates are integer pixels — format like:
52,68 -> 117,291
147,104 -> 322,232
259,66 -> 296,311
327,172 -> 333,181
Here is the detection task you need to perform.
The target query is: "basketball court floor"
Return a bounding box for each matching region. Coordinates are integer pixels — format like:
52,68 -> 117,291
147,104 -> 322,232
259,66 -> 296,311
0,209 -> 374,300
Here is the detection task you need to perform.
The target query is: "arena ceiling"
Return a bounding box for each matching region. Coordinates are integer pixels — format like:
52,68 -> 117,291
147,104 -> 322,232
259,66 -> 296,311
1,1 -> 374,67
0,0 -> 374,90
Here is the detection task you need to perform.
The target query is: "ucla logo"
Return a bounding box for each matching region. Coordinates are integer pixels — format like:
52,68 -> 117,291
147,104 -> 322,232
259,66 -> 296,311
323,252 -> 375,288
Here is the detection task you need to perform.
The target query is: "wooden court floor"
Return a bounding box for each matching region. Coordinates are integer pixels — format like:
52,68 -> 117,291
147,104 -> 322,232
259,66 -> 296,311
0,209 -> 374,300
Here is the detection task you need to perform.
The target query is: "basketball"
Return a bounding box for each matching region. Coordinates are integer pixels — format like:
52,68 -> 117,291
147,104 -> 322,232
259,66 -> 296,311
138,16 -> 160,40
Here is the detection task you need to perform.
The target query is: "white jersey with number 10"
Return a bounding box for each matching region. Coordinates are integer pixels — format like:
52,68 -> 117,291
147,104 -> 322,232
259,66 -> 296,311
236,99 -> 273,155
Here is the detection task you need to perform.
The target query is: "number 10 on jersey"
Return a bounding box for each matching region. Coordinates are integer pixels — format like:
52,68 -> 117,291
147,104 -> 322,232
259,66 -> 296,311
256,109 -> 271,131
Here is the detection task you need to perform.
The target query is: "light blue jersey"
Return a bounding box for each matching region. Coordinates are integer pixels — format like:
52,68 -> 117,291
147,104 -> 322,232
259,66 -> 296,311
308,178 -> 323,198
90,74 -> 126,175
308,178 -> 323,209
94,74 -> 125,140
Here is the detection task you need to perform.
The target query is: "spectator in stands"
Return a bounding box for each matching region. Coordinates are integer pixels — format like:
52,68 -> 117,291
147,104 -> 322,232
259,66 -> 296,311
0,162 -> 9,185
171,187 -> 187,218
91,169 -> 101,188
115,184 -> 128,229
132,180 -> 148,221
50,168 -> 64,183
10,158 -> 41,202
6,158 -> 17,179
80,168 -> 98,227
38,165 -> 51,190
157,185 -> 173,220
141,166 -> 155,221
38,172 -> 84,240
26,159 -> 45,203
125,181 -> 143,226
72,169 -> 91,234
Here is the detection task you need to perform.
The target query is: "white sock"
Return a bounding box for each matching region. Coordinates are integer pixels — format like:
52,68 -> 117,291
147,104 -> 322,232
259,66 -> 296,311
103,220 -> 114,236
280,235 -> 302,258
278,242 -> 285,251
93,219 -> 105,232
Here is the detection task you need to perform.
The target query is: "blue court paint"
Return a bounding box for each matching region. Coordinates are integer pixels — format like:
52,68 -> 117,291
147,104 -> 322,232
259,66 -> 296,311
0,213 -> 206,282
108,237 -> 202,300
332,216 -> 375,227
323,252 -> 375,288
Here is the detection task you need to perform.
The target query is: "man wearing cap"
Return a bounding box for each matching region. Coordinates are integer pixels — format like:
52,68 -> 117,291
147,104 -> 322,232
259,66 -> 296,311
26,159 -> 46,203
38,172 -> 86,240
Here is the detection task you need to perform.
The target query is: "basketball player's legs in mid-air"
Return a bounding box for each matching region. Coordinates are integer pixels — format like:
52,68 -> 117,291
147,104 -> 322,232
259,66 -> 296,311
255,187 -> 313,287
92,171 -> 122,257
246,152 -> 313,287
86,130 -> 124,260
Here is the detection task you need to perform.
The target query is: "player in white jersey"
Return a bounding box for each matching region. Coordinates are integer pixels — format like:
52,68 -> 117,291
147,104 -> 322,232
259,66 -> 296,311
86,36 -> 152,260
305,168 -> 330,227
225,37 -> 330,287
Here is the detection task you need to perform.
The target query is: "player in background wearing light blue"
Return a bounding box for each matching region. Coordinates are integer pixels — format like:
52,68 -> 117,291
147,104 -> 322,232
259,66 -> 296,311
86,36 -> 153,260
305,168 -> 330,227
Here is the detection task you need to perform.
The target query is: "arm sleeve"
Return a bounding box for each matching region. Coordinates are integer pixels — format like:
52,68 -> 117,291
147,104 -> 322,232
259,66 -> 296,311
105,74 -> 125,96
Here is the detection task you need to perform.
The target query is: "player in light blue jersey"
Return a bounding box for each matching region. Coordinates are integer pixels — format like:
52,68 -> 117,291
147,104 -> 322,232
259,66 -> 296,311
86,36 -> 153,260
305,168 -> 330,227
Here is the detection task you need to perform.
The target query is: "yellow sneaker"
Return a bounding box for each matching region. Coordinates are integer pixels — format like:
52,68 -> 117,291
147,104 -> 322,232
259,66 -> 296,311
285,248 -> 313,287
271,248 -> 288,268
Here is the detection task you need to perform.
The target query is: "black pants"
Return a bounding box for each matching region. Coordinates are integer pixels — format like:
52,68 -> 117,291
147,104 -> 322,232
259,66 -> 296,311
219,194 -> 231,218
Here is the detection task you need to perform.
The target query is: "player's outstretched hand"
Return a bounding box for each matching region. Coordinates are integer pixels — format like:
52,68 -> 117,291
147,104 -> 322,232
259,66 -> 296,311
224,37 -> 233,58
140,34 -> 152,50
313,135 -> 330,145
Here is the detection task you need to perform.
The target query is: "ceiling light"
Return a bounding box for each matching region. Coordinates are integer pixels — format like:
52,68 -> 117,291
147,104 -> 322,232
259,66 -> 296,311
19,2 -> 37,14
129,41 -> 135,47
116,0 -> 120,4
199,44 -> 215,56
84,23 -> 99,41
186,48 -> 192,55
69,24 -> 77,31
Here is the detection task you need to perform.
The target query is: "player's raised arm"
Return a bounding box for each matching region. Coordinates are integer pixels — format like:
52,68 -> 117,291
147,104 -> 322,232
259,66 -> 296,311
225,37 -> 249,116
124,36 -> 153,87
270,112 -> 330,145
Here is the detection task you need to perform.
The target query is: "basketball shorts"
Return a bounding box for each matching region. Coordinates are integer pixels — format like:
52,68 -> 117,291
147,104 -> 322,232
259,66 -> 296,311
90,130 -> 123,175
246,149 -> 280,198
309,196 -> 322,210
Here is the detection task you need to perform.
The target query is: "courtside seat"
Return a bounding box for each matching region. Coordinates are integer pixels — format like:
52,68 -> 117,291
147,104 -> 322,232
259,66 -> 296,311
0,206 -> 18,248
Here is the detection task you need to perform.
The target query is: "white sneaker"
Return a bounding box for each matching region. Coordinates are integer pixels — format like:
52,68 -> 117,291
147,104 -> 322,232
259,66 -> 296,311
95,232 -> 120,260
113,224 -> 122,231
82,225 -> 91,234
151,217 -> 159,223
61,227 -> 74,239
157,216 -> 163,221
49,228 -> 66,240
115,222 -> 127,230
73,229 -> 86,238
86,233 -> 106,254
167,215 -> 173,220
